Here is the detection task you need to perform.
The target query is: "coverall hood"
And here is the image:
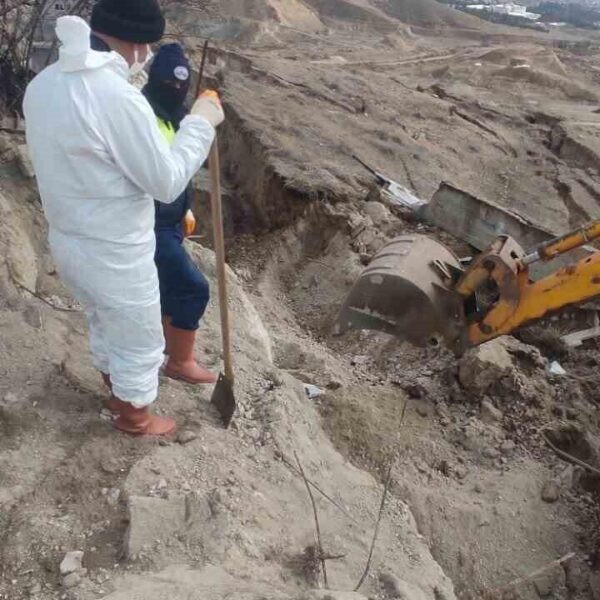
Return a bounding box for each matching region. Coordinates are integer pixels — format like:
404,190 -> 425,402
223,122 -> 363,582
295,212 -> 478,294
57,16 -> 125,75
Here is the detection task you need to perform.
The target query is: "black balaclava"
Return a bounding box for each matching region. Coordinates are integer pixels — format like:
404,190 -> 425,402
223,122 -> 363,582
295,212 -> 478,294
143,43 -> 191,127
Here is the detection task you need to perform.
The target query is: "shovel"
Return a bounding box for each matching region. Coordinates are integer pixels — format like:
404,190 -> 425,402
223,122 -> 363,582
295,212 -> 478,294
208,137 -> 236,427
193,41 -> 236,426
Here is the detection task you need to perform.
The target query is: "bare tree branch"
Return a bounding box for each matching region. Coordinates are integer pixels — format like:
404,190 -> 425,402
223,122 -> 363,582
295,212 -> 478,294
0,0 -> 35,20
0,0 -> 95,110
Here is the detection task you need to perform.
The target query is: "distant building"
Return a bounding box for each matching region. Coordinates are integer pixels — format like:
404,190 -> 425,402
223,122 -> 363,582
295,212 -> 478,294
466,2 -> 541,20
30,1 -> 78,73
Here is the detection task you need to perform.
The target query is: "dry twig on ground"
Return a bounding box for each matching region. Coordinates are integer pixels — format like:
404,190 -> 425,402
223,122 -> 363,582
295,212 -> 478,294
354,399 -> 408,592
483,552 -> 575,598
281,453 -> 358,523
354,461 -> 394,592
543,430 -> 600,478
6,262 -> 80,313
295,450 -> 329,589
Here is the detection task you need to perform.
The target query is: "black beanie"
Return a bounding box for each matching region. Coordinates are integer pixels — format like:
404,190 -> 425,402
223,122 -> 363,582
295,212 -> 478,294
91,0 -> 165,44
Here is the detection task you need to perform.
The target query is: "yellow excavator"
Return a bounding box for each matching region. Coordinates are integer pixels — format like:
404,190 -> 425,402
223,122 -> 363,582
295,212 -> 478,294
338,220 -> 600,355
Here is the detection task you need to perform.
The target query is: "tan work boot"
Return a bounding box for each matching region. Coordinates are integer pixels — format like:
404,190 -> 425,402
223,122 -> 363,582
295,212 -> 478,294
112,397 -> 176,436
163,325 -> 217,384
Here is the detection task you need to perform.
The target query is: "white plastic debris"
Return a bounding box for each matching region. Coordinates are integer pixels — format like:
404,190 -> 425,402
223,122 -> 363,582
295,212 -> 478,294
548,361 -> 567,376
303,384 -> 324,399
60,551 -> 84,576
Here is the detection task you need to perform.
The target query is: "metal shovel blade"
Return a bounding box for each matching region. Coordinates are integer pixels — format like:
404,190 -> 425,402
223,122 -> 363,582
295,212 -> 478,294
210,372 -> 236,428
337,235 -> 465,350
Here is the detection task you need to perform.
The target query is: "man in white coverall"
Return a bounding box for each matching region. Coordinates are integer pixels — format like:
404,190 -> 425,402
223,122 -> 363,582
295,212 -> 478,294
23,0 -> 224,436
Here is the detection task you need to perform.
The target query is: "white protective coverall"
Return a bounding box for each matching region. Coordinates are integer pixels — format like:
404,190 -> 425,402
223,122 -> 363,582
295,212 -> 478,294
23,16 -> 215,407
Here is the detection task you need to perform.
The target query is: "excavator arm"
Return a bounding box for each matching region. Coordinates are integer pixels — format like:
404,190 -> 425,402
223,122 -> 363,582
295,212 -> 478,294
468,251 -> 600,345
465,221 -> 600,346
338,219 -> 600,355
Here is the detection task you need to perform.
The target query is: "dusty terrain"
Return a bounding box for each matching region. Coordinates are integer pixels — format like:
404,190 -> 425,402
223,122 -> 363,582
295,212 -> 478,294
4,1 -> 600,599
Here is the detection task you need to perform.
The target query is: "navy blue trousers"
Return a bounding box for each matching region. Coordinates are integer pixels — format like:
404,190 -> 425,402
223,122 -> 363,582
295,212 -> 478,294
155,227 -> 210,331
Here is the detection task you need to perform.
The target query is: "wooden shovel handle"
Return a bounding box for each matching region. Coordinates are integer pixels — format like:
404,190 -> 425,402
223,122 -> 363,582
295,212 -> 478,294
208,137 -> 234,381
195,40 -> 209,98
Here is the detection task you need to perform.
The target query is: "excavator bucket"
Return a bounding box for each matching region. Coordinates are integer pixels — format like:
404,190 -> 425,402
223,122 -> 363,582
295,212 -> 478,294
337,235 -> 466,351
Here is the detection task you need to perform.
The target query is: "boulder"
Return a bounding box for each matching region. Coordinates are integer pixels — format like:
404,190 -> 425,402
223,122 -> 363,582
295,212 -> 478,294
363,201 -> 391,225
480,399 -> 503,424
541,480 -> 560,504
500,335 -> 545,369
60,551 -> 83,575
531,562 -> 566,597
458,338 -> 513,395
459,337 -> 544,398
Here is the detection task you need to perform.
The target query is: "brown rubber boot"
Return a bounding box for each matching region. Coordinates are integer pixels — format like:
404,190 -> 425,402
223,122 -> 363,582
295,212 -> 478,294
112,398 -> 176,436
104,396 -> 123,413
100,373 -> 122,413
164,326 -> 217,384
162,316 -> 172,355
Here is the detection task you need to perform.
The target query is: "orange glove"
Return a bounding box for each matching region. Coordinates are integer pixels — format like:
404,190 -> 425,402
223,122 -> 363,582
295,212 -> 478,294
182,209 -> 196,237
191,90 -> 224,127
199,90 -> 220,102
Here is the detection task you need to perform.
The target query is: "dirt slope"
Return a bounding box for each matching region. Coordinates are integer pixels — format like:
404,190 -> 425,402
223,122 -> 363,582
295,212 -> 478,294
172,0 -> 487,33
219,0 -> 324,30
0,151 -> 458,600
371,0 -> 486,28
4,4 -> 600,600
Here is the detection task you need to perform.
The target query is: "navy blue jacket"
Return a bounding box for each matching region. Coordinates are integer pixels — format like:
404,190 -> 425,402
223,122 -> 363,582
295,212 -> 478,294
155,182 -> 191,230
141,92 -> 192,230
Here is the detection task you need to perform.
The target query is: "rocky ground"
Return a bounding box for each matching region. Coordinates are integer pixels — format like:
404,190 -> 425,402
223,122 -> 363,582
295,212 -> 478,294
3,0 -> 600,599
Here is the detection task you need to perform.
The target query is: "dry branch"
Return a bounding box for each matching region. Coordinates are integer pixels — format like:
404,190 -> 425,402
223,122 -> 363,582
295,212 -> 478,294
6,262 -> 81,313
295,450 -> 328,589
0,0 -> 35,20
543,431 -> 600,478
281,453 -> 358,523
354,461 -> 394,592
483,552 -> 575,598
354,399 -> 408,592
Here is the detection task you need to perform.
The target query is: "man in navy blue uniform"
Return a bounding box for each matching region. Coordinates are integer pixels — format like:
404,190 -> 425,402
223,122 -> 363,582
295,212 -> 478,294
143,43 -> 217,385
